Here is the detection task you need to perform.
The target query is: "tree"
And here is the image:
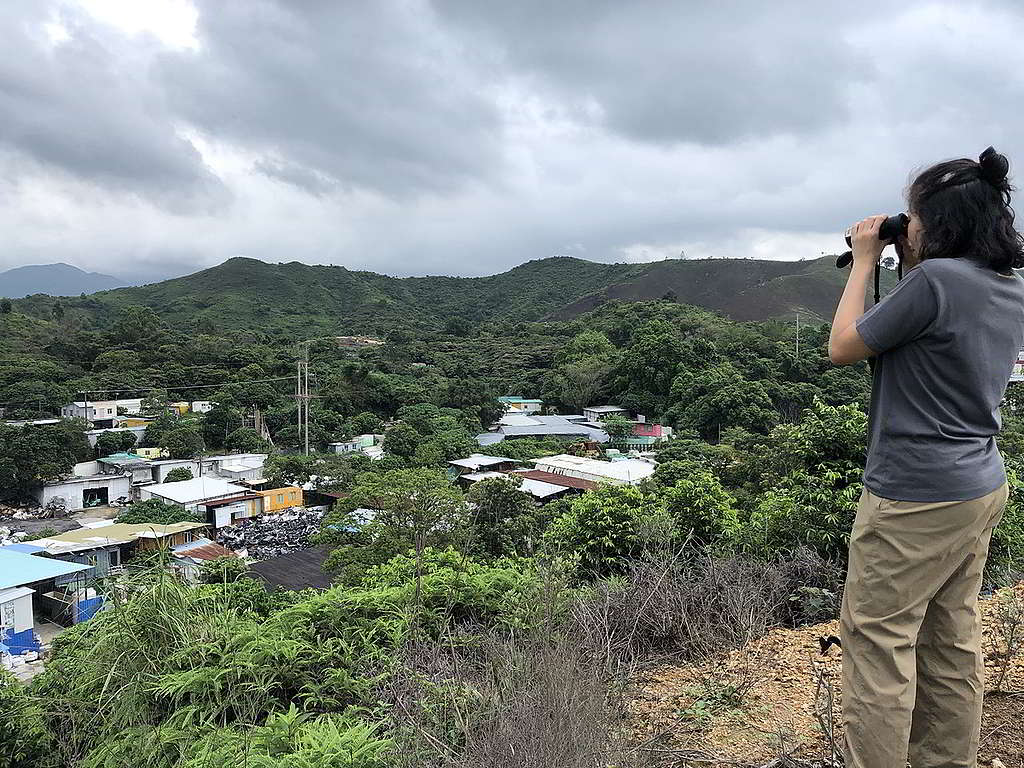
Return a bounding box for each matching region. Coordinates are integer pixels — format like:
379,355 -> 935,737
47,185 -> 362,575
142,411 -> 177,447
350,411 -> 383,435
544,484 -> 670,577
661,468 -> 739,545
602,415 -> 635,445
224,427 -> 271,454
94,430 -> 139,458
344,468 -> 469,605
115,498 -> 201,525
110,305 -> 163,346
162,426 -> 205,459
467,476 -> 538,557
0,420 -> 91,503
164,467 -> 194,483
0,300 -> 11,314
383,423 -> 420,460
199,555 -> 247,584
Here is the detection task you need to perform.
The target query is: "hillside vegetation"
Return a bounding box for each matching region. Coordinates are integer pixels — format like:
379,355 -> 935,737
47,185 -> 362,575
7,254 -> 894,338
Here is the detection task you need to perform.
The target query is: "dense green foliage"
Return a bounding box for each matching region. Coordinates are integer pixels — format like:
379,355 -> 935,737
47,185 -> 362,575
0,419 -> 91,502
115,499 -> 204,526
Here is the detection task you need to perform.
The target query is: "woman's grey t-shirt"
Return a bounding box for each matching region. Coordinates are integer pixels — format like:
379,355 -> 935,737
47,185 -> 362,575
855,257 -> 1024,502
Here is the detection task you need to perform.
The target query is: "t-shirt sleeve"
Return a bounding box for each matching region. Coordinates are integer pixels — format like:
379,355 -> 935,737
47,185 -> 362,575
855,265 -> 938,354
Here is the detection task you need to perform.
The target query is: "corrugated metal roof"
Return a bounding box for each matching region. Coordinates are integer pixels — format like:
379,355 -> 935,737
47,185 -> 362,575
171,538 -> 235,562
510,470 -> 599,491
30,522 -> 208,555
449,454 -> 518,470
0,549 -> 92,590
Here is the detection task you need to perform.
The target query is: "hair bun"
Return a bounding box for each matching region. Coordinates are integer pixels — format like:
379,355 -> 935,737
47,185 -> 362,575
979,146 -> 1010,187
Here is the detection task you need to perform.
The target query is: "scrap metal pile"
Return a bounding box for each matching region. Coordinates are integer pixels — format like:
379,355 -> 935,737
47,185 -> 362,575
216,507 -> 325,561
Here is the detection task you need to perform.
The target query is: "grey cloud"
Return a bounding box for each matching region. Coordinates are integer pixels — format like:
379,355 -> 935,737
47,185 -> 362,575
0,3 -> 228,213
432,0 -> 875,145
253,157 -> 337,197
156,0 -> 503,198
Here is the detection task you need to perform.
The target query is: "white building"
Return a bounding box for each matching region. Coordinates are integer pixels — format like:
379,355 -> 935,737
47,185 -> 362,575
582,405 -> 638,423
34,473 -> 132,512
201,453 -> 267,482
190,401 -> 213,413
140,477 -> 249,513
62,400 -> 117,422
149,459 -> 203,484
531,454 -> 655,486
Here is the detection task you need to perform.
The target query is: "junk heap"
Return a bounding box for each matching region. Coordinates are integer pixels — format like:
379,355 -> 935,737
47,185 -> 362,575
216,507 -> 325,561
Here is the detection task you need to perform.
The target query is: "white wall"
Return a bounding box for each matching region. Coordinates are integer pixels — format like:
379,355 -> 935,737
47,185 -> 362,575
37,475 -> 131,511
152,460 -> 202,483
0,589 -> 34,634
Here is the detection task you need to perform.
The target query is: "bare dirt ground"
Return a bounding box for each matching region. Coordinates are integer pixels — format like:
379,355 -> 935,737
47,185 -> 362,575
628,584 -> 1024,767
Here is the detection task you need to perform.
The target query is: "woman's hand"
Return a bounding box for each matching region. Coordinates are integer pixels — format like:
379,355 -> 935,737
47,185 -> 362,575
848,215 -> 887,269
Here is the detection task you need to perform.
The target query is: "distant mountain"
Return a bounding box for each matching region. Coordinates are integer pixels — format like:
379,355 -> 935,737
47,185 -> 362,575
9,254 -> 894,335
0,263 -> 127,298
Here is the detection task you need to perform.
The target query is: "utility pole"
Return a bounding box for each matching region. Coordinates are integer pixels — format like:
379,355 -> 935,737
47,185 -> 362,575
296,343 -> 311,456
304,343 -> 310,456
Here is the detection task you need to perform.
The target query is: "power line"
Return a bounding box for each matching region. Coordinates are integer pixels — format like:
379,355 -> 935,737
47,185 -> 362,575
0,376 -> 298,409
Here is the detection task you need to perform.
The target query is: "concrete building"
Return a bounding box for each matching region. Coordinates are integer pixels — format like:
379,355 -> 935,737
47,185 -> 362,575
149,459 -> 203,484
190,401 -> 214,413
33,473 -> 132,512
530,453 -> 655,486
497,396 -> 544,415
328,434 -> 382,455
204,453 -> 267,482
97,453 -> 154,484
582,405 -> 637,423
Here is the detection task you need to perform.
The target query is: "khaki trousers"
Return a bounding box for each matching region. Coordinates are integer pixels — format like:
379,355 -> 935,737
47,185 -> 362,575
840,481 -> 1008,768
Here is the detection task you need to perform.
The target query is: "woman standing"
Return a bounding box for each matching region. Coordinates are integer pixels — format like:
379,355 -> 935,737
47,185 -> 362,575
829,147 -> 1024,768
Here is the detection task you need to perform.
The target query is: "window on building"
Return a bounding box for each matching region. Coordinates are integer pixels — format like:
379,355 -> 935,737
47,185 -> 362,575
277,494 -> 284,504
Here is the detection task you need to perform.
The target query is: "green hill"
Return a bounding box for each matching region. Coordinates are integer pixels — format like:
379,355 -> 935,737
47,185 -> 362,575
9,254 -> 888,337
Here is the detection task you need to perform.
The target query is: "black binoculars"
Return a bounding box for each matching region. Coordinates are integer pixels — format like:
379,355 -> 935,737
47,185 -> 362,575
835,213 -> 909,268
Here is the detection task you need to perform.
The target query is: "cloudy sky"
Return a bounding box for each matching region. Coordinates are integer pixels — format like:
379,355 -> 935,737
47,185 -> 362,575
1,0 -> 1021,282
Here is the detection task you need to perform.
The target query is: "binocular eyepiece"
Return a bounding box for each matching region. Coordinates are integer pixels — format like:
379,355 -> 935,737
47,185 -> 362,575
835,213 -> 909,268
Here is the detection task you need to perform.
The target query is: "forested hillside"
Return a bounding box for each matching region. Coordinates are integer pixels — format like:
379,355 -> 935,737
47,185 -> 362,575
6,254 -> 894,338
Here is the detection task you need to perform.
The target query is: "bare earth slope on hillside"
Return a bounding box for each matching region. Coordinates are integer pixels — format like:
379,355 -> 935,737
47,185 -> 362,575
629,584 -> 1024,766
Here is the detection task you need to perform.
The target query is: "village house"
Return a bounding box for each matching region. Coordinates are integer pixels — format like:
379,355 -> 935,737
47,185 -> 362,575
0,548 -> 95,662
497,396 -> 544,415
23,521 -> 210,577
169,538 -> 236,582
140,477 -> 250,512
33,471 -> 132,512
475,414 -> 609,447
328,434 -> 383,457
448,454 -> 522,477
530,453 -> 655,486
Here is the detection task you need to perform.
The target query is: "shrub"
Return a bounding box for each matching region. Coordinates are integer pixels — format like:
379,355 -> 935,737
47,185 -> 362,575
164,467 -> 194,483
115,498 -> 202,525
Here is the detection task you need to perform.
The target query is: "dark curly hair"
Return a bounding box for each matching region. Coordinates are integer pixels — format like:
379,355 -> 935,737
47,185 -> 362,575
907,146 -> 1024,272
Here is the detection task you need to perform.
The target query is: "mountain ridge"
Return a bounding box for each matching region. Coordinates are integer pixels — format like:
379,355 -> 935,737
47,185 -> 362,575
0,263 -> 128,298
9,254 -> 887,335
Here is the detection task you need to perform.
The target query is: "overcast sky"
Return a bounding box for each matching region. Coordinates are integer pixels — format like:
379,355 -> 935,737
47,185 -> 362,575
2,0 -> 1022,282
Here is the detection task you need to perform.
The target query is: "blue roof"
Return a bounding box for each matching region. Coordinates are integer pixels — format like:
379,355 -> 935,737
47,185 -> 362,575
2,543 -> 44,554
0,548 -> 92,590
